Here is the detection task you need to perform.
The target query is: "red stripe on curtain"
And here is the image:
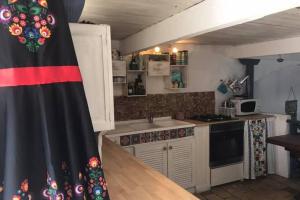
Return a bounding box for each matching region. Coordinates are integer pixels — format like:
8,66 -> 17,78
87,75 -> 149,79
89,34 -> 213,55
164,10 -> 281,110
0,66 -> 82,87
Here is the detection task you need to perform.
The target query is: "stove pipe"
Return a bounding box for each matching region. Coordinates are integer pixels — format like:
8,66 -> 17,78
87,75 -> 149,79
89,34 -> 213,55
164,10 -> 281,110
238,59 -> 260,99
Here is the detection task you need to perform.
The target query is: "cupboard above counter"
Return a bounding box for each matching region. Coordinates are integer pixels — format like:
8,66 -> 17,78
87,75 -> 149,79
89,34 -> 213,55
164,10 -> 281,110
70,23 -> 115,132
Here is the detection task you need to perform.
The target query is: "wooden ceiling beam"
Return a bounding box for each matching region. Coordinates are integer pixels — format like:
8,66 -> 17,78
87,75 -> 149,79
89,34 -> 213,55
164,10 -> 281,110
120,0 -> 300,55
226,36 -> 300,58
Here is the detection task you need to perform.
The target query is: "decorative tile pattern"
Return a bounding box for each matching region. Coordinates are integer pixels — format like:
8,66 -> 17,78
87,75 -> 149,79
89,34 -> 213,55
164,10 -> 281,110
120,127 -> 194,146
114,92 -> 215,121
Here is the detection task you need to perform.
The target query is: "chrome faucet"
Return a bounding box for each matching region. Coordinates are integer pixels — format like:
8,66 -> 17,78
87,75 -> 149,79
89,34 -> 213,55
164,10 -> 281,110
147,112 -> 154,123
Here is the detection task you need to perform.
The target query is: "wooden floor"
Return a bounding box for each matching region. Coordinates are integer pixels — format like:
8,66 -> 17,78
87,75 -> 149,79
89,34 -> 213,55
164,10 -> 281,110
195,175 -> 300,200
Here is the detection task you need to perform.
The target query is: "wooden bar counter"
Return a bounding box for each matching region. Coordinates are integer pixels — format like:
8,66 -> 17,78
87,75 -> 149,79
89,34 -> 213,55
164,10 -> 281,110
102,137 -> 199,200
267,134 -> 300,156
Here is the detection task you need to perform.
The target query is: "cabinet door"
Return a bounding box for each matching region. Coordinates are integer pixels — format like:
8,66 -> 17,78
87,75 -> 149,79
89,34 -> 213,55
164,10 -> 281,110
135,142 -> 168,176
148,61 -> 170,76
194,126 -> 210,192
168,137 -> 196,189
70,24 -> 114,132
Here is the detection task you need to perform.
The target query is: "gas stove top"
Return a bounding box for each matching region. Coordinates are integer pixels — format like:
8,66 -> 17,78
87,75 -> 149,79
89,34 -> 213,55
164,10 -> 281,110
190,114 -> 235,122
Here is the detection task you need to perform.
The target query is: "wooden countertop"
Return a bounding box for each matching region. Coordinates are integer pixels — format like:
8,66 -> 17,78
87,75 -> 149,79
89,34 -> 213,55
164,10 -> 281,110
184,114 -> 274,127
102,137 -> 199,200
267,135 -> 300,153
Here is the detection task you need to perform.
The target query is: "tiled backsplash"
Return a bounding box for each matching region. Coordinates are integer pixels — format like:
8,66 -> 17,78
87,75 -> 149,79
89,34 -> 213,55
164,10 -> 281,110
114,92 -> 215,121
120,127 -> 194,146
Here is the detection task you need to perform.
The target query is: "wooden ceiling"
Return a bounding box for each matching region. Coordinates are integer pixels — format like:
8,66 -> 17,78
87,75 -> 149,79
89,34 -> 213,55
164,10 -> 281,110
80,0 -> 205,40
179,8 -> 300,46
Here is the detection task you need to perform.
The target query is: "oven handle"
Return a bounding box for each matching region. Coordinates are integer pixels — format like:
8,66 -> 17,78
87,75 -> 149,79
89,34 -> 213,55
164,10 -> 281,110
210,129 -> 244,134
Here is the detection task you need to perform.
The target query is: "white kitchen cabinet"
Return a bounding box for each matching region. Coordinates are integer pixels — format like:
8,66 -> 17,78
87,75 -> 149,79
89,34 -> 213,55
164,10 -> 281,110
168,138 -> 196,189
134,137 -> 196,189
135,142 -> 168,176
148,61 -> 170,76
194,126 -> 210,193
70,23 -> 114,132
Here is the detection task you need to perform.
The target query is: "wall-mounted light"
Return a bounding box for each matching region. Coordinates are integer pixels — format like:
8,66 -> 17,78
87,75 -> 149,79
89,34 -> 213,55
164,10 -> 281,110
154,46 -> 161,53
172,47 -> 178,53
277,55 -> 284,63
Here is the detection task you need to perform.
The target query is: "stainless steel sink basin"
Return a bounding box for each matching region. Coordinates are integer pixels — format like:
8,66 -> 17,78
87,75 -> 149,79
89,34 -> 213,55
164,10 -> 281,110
154,120 -> 180,127
129,122 -> 160,131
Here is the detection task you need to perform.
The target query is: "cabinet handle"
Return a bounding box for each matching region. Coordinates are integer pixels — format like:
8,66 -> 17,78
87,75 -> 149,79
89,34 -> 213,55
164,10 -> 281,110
163,147 -> 167,151
169,146 -> 173,150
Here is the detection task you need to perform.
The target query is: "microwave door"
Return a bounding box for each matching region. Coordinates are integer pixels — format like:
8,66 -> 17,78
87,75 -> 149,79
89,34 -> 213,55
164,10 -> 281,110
241,101 -> 256,113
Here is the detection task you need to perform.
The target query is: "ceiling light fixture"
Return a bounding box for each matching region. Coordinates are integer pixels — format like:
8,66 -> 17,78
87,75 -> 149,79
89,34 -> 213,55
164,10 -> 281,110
154,46 -> 161,53
172,47 -> 178,53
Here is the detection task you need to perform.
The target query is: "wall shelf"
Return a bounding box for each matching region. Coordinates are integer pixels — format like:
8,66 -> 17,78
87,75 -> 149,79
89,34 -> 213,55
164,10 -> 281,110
164,51 -> 189,90
127,94 -> 147,97
113,82 -> 127,84
165,87 -> 187,90
127,70 -> 146,73
170,65 -> 188,67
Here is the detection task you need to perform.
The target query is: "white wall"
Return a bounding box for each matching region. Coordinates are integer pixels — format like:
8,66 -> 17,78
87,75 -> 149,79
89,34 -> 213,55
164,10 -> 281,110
227,36 -> 300,59
111,40 -> 120,50
114,44 -> 246,112
254,58 -> 300,118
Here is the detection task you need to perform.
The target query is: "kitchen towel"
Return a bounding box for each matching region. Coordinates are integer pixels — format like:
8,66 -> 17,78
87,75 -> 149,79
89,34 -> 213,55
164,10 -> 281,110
244,118 -> 269,179
0,0 -> 109,199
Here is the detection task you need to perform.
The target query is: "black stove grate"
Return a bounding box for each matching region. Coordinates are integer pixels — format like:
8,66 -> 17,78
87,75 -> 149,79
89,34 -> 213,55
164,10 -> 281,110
190,114 -> 234,122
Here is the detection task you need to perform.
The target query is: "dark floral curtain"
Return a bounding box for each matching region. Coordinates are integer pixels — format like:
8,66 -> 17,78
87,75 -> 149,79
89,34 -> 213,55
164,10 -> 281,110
63,0 -> 85,22
0,0 -> 109,199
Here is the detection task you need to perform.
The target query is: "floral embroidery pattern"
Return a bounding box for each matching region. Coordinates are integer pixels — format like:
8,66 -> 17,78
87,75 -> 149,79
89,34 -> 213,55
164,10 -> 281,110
12,179 -> 32,200
5,157 -> 107,200
61,161 -> 73,200
86,157 -> 108,200
42,175 -> 64,200
74,172 -> 85,197
249,119 -> 267,177
0,0 -> 55,52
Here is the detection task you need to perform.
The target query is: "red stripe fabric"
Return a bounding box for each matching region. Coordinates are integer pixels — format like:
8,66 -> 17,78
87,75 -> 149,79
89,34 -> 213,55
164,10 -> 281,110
0,66 -> 82,87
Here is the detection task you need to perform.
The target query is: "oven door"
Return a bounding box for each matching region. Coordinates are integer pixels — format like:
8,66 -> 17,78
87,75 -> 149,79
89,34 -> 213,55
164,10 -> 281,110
210,122 -> 244,168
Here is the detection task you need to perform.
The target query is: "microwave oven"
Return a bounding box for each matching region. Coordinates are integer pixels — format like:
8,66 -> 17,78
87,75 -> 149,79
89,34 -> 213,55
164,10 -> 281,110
231,99 -> 260,116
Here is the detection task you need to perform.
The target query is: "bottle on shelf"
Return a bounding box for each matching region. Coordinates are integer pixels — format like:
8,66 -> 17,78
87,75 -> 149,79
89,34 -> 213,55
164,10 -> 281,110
129,53 -> 139,70
170,53 -> 177,65
134,74 -> 145,95
170,50 -> 188,65
183,50 -> 188,65
128,82 -> 134,95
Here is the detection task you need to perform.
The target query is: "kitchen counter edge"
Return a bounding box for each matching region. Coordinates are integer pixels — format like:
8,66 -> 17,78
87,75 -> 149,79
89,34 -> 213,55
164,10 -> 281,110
102,136 -> 200,200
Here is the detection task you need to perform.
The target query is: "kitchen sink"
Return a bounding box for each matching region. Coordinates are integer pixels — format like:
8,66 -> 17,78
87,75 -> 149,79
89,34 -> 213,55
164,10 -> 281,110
106,118 -> 195,136
154,120 -> 183,127
129,122 -> 161,131
130,120 -> 192,131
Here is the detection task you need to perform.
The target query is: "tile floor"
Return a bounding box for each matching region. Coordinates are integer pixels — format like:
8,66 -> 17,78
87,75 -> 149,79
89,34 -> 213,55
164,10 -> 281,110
195,175 -> 300,200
